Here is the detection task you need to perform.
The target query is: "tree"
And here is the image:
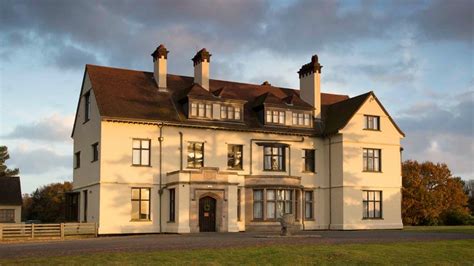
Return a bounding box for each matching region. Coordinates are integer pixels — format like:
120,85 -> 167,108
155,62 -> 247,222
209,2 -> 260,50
0,146 -> 19,177
23,182 -> 72,223
402,160 -> 470,225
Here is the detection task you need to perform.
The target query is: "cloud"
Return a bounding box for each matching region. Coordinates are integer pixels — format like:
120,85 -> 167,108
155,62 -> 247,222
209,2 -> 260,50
8,147 -> 70,175
399,93 -> 474,178
3,114 -> 74,142
414,0 -> 473,43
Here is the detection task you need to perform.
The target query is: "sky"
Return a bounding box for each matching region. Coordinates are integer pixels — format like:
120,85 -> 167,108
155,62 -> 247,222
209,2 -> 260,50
0,0 -> 473,193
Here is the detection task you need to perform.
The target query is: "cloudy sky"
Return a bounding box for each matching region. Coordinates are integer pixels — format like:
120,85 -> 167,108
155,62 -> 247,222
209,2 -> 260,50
0,0 -> 472,193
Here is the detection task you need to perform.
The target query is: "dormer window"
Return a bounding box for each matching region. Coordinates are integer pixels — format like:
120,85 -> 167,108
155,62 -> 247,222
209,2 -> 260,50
190,102 -> 212,119
266,110 -> 285,125
220,104 -> 242,121
291,112 -> 312,127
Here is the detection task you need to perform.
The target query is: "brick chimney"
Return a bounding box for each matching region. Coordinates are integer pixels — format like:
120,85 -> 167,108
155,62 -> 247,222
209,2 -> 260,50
298,55 -> 323,118
192,48 -> 211,90
151,44 -> 169,91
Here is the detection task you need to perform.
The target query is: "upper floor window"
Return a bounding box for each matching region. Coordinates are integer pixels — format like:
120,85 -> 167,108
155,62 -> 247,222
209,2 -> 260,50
363,148 -> 381,172
84,91 -> 91,122
187,142 -> 204,168
74,151 -> 81,169
303,149 -> 315,172
190,102 -> 212,119
227,144 -> 243,170
364,115 -> 380,130
132,139 -> 150,166
292,112 -> 311,126
265,110 -> 285,125
91,142 -> 99,162
263,145 -> 285,171
221,105 -> 242,120
363,190 -> 382,219
131,188 -> 150,221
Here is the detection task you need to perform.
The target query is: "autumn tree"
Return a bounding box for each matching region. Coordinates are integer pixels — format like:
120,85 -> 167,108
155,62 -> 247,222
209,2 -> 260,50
23,182 -> 72,223
0,146 -> 19,177
402,160 -> 470,225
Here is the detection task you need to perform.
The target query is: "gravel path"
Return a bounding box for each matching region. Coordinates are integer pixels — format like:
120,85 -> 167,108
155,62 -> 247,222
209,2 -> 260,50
1,230 -> 473,260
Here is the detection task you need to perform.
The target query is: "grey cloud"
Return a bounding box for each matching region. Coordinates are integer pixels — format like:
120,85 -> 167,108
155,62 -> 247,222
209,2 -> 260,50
414,0 -> 473,43
3,115 -> 72,142
9,148 -> 70,175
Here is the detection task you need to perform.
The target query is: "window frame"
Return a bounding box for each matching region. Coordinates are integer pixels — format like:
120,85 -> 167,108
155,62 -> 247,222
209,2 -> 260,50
364,115 -> 380,131
169,188 -> 175,222
265,109 -> 286,125
91,142 -> 99,162
362,190 -> 382,219
132,139 -> 151,166
189,101 -> 212,119
220,104 -> 243,121
303,149 -> 316,173
363,148 -> 382,172
84,91 -> 91,123
74,151 -> 81,169
227,144 -> 243,170
187,142 -> 204,168
131,187 -> 151,221
252,188 -> 295,221
263,145 -> 286,171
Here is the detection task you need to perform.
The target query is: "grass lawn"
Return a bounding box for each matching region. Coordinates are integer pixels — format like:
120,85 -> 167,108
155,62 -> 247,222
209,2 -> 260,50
403,225 -> 474,234
1,240 -> 473,265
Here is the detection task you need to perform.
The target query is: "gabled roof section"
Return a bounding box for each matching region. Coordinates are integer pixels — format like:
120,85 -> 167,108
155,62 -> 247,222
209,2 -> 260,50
323,91 -> 405,137
177,83 -> 216,102
0,176 -> 22,205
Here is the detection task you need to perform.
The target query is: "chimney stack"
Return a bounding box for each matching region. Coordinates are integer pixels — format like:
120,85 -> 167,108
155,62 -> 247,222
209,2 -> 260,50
192,48 -> 211,90
151,44 -> 169,91
298,55 -> 323,118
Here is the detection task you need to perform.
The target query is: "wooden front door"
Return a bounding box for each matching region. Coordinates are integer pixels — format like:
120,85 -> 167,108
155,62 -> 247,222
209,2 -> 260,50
199,196 -> 216,232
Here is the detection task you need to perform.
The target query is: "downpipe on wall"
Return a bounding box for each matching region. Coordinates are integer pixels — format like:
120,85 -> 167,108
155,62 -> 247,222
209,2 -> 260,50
158,122 -> 164,233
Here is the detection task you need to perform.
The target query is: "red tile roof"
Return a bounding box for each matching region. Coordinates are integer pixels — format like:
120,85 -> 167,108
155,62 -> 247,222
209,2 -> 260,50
83,64 -> 361,136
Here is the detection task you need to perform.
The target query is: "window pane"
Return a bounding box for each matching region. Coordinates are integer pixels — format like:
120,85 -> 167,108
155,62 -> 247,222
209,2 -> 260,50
221,106 -> 227,119
253,202 -> 263,219
267,202 -> 275,219
191,103 -> 197,116
277,202 -> 284,217
141,188 -> 150,200
198,103 -> 205,117
375,191 -> 380,201
363,202 -> 368,218
304,114 -> 310,126
132,189 -> 140,200
292,113 -> 297,125
264,156 -> 272,170
228,107 -> 234,119
254,190 -> 263,201
285,201 -> 292,214
305,191 -> 312,201
368,202 -> 374,218
267,190 -> 275,200
235,107 -> 241,120
273,111 -> 278,122
131,201 -> 139,220
140,201 -> 150,217
266,110 -> 271,122
132,150 -> 141,165
279,112 -> 285,124
363,191 -> 368,201
133,140 -> 141,148
141,150 -> 149,165
206,104 -> 212,118
264,147 -> 271,155
375,202 -> 381,218
374,157 -> 380,171
141,140 -> 150,149
305,203 -> 312,219
298,113 -> 303,125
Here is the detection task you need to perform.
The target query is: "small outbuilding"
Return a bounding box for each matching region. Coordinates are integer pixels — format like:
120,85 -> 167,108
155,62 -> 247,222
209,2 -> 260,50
0,176 -> 22,223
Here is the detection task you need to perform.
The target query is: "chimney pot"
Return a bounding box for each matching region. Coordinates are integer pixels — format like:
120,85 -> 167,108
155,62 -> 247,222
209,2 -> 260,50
299,54 -> 322,118
151,44 -> 169,90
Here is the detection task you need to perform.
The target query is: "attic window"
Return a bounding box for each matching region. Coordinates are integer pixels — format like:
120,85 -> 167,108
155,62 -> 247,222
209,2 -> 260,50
84,91 -> 91,122
292,112 -> 312,127
364,115 -> 380,130
265,109 -> 285,125
190,102 -> 212,119
220,105 -> 242,121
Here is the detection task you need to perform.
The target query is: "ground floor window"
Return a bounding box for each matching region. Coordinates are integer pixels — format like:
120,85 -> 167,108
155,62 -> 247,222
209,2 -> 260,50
363,190 -> 382,219
305,191 -> 314,219
237,188 -> 241,221
131,188 -> 151,221
0,209 -> 15,223
253,189 -> 294,221
169,188 -> 175,222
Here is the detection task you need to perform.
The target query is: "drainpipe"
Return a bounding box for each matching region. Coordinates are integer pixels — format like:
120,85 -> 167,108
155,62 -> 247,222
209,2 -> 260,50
179,132 -> 183,171
328,136 -> 332,230
158,123 -> 164,233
